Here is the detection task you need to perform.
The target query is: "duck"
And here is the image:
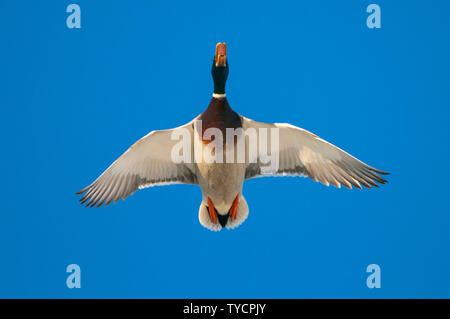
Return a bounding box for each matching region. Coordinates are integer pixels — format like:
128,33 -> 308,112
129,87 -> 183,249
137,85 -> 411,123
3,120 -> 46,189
76,42 -> 388,231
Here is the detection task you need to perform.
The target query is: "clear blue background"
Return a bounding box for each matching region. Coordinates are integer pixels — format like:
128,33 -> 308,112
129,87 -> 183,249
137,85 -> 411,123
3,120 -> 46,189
1,0 -> 449,298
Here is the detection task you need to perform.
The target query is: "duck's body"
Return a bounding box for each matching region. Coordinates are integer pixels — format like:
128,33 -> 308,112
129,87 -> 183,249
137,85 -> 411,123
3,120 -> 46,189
76,43 -> 388,231
194,96 -> 248,230
196,151 -> 245,216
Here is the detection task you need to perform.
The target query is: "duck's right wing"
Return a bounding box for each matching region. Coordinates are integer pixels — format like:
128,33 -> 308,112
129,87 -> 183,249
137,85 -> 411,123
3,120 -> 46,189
76,121 -> 197,207
242,117 -> 388,189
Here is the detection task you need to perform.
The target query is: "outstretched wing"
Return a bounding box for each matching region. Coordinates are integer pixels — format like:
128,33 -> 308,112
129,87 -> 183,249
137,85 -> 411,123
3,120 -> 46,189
242,117 -> 388,189
76,121 -> 197,207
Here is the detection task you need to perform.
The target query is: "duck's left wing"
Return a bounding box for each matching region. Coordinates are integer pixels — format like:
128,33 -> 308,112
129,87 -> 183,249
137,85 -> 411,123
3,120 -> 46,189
76,121 -> 197,207
242,117 -> 388,189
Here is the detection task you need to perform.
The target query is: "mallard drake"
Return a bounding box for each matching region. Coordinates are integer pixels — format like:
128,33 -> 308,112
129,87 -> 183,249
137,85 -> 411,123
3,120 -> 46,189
76,43 -> 388,231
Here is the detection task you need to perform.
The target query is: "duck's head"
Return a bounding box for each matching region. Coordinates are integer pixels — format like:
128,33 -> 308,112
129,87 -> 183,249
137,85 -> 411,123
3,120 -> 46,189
212,42 -> 229,95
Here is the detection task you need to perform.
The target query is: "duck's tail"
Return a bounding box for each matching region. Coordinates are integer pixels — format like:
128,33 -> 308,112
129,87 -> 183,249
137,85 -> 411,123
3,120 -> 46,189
198,195 -> 249,231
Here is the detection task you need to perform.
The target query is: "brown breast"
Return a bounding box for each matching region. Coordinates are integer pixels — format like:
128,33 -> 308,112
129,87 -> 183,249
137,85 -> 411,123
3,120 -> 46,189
198,98 -> 242,145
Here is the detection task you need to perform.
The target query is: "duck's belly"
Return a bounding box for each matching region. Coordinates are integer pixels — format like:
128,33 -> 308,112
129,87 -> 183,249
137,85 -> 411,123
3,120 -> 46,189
196,162 -> 246,215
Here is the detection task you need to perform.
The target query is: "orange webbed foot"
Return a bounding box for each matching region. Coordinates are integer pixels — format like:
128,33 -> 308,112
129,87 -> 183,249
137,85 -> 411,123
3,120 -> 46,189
229,194 -> 240,221
207,197 -> 218,224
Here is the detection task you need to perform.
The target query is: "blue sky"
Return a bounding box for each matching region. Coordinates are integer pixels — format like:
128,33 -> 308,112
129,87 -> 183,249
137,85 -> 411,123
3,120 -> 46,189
1,0 -> 450,298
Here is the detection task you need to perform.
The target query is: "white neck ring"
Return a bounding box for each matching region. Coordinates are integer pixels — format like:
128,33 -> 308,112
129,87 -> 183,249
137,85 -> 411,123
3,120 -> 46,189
212,93 -> 226,99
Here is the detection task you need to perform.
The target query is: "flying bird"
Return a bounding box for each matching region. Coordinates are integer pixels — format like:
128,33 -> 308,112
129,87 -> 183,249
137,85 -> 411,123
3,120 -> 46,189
76,43 -> 388,231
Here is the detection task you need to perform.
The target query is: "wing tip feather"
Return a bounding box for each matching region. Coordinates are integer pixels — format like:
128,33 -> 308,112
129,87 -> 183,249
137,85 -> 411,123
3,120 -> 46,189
75,187 -> 89,195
